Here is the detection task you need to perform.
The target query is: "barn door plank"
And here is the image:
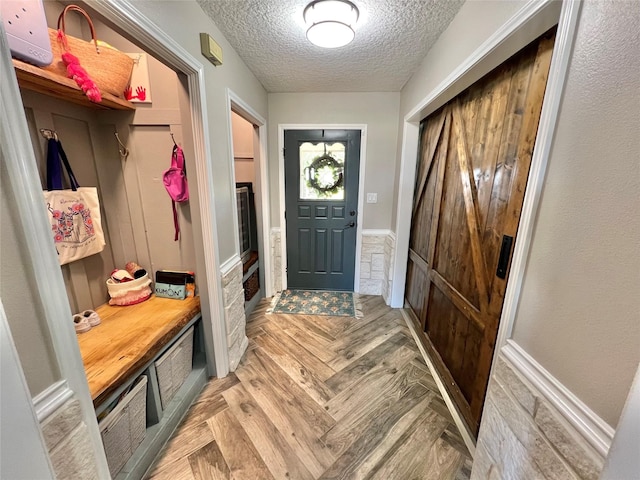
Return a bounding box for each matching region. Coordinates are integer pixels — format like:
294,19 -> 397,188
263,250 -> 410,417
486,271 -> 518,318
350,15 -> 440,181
487,31 -> 555,318
420,110 -> 452,329
451,101 -> 490,312
429,270 -> 484,332
413,112 -> 447,215
410,108 -> 447,261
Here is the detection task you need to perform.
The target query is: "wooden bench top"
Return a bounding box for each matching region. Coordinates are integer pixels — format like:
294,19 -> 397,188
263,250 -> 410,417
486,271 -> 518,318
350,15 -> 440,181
77,295 -> 201,408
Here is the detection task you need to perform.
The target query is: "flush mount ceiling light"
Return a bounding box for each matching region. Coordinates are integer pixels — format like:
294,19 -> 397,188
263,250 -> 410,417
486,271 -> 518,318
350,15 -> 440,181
303,0 -> 359,49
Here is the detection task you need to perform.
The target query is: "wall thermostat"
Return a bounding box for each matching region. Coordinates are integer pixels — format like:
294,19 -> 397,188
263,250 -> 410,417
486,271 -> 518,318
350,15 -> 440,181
199,33 -> 223,66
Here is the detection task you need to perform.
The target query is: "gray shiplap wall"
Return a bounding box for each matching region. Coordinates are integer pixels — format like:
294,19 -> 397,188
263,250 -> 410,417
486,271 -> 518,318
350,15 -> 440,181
22,52 -> 197,313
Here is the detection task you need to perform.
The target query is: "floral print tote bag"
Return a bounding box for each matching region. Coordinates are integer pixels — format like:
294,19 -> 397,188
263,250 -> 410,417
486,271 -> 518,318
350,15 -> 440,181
43,137 -> 105,265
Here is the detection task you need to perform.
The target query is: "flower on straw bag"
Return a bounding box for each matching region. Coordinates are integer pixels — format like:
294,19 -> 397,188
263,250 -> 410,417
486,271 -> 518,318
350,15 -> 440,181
43,5 -> 134,101
43,137 -> 106,265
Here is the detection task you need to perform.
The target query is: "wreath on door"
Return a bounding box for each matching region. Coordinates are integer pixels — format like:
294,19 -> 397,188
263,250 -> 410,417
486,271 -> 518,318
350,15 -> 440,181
305,154 -> 344,196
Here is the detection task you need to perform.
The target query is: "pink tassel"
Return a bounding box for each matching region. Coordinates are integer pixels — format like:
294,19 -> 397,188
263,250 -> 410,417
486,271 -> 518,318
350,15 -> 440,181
61,51 -> 102,103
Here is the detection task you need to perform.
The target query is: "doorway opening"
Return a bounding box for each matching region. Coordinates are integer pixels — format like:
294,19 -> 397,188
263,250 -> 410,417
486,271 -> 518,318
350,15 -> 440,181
230,106 -> 269,314
283,129 -> 361,291
278,124 -> 367,293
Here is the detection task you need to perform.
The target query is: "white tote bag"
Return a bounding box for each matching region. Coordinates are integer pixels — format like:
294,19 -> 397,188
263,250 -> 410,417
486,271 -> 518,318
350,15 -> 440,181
44,138 -> 105,265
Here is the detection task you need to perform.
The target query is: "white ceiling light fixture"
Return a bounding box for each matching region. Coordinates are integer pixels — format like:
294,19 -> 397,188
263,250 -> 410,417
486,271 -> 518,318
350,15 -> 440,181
303,0 -> 359,49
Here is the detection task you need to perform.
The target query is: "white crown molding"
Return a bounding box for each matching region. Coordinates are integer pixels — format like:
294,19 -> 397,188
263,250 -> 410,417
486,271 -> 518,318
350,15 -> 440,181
220,254 -> 243,277
33,381 -> 74,423
502,340 -> 614,458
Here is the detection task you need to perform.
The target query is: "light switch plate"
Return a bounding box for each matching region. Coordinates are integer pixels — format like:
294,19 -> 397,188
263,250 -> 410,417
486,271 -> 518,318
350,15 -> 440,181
367,193 -> 378,203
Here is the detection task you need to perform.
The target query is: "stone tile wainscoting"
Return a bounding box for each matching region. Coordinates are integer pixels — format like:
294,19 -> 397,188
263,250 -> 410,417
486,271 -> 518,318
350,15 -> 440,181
472,343 -> 611,480
220,258 -> 249,371
272,228 -> 396,299
382,232 -> 395,303
36,387 -> 100,479
271,228 -> 282,294
359,230 -> 395,301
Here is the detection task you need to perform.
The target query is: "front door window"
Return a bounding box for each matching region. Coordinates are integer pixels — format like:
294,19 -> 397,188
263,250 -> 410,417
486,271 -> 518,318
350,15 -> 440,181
299,142 -> 345,200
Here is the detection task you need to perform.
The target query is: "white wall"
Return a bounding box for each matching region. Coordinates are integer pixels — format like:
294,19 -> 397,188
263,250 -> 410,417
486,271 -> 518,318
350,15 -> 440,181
511,0 -> 640,428
126,0 -> 268,262
268,92 -> 400,229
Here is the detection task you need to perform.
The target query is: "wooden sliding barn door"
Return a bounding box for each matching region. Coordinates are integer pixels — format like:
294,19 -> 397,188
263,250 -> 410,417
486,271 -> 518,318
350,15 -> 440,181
405,29 -> 555,434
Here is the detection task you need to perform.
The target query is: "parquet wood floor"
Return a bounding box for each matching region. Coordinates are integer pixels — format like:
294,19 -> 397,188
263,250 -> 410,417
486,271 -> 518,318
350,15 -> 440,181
146,295 -> 473,480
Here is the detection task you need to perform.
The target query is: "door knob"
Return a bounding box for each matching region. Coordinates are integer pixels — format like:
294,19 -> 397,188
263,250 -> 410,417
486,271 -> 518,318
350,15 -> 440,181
350,210 -> 356,216
345,221 -> 355,228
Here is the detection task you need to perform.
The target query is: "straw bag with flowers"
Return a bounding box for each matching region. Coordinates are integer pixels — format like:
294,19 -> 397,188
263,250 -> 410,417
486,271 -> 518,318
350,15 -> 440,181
43,5 -> 134,102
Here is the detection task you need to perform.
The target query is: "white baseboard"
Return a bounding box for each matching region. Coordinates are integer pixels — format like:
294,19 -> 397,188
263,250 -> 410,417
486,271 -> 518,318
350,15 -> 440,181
502,340 -> 615,458
33,380 -> 74,423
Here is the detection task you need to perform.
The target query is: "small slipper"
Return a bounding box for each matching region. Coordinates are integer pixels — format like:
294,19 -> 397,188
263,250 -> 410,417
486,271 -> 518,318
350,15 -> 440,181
82,310 -> 101,327
73,314 -> 91,334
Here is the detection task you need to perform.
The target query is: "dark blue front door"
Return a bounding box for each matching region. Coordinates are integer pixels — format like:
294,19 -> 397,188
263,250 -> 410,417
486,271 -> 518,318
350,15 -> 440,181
284,129 -> 361,291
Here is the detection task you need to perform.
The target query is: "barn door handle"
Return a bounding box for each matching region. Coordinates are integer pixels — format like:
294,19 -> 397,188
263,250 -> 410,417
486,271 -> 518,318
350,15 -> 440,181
496,235 -> 514,279
345,221 -> 356,229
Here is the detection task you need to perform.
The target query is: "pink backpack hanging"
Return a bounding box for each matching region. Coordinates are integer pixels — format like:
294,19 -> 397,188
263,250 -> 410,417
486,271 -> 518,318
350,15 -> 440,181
163,143 -> 189,241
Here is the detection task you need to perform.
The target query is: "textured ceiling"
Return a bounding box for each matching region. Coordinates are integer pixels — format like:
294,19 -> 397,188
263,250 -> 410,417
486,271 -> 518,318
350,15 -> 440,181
196,0 -> 465,93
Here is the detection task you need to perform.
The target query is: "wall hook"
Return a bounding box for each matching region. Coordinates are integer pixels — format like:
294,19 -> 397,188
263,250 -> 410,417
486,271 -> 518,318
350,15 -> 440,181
170,132 -> 177,146
114,132 -> 129,158
39,128 -> 58,141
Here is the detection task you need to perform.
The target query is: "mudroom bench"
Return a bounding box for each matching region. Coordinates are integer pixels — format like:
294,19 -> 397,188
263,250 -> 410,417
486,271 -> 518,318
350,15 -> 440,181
77,295 -> 208,479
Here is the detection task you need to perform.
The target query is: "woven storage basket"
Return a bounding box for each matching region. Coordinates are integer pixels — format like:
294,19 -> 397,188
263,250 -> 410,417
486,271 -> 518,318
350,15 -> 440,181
155,327 -> 194,410
43,5 -> 133,98
244,268 -> 260,301
98,376 -> 147,478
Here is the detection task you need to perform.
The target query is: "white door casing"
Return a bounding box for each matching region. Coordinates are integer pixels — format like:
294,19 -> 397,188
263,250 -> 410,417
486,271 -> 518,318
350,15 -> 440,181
0,300 -> 55,480
226,89 -> 273,297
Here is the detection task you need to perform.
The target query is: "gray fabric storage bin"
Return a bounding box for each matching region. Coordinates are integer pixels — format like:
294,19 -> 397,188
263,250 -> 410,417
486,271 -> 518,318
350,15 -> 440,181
98,375 -> 147,478
155,326 -> 194,409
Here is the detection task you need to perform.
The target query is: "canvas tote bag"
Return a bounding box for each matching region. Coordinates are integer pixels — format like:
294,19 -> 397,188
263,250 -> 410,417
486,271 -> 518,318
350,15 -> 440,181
44,138 -> 106,265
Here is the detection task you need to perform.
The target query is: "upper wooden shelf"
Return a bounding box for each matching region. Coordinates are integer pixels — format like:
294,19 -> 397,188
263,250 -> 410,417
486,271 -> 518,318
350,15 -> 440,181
77,295 -> 201,407
13,58 -> 135,111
